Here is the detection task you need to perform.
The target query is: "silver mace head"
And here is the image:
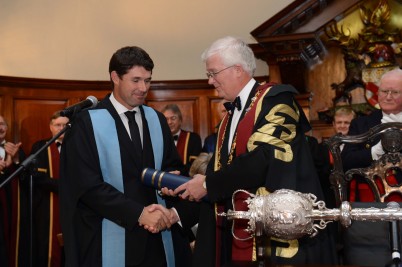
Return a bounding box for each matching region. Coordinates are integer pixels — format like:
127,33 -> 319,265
218,189 -> 402,241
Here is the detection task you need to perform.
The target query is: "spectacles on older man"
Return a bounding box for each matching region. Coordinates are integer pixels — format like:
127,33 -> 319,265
378,89 -> 402,97
206,65 -> 235,79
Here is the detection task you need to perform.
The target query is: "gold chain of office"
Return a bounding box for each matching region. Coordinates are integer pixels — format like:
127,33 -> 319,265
217,89 -> 262,170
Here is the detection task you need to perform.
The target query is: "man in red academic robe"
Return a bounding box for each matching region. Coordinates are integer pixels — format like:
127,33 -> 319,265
168,36 -> 337,267
29,111 -> 69,267
162,104 -> 202,176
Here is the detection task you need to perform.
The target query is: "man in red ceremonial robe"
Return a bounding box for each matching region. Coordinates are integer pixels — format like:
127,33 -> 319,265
162,104 -> 202,176
168,36 -> 338,266
29,111 -> 69,267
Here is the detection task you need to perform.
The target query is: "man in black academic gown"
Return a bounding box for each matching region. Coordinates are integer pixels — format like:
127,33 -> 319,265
59,46 -> 198,267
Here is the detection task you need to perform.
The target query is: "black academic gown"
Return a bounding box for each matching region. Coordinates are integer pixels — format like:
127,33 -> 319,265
176,130 -> 202,176
60,95 -> 199,267
193,83 -> 337,267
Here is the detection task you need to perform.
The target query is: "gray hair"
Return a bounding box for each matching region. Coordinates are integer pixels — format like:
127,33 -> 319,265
201,36 -> 256,76
161,104 -> 183,121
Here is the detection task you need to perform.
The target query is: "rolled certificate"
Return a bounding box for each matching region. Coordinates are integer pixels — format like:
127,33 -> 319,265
141,168 -> 191,190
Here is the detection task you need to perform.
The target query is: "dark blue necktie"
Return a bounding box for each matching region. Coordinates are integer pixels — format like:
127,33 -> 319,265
223,96 -> 241,114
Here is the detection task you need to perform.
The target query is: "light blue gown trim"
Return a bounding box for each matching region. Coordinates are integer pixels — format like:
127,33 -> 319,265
143,105 -> 175,267
90,109 -> 125,267
90,107 -> 175,267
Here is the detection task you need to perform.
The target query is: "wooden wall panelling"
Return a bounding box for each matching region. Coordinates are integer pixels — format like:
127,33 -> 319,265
146,98 -> 200,133
13,97 -> 67,154
1,75 -> 291,152
146,86 -> 218,142
310,120 -> 335,142
208,97 -> 225,135
0,96 -> 3,116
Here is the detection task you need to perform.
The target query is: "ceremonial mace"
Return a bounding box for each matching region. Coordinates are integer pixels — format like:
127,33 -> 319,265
141,168 -> 402,240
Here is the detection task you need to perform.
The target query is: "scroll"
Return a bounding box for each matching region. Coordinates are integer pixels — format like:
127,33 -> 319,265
141,168 -> 191,190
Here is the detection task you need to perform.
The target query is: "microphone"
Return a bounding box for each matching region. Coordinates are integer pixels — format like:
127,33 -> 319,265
60,96 -> 98,118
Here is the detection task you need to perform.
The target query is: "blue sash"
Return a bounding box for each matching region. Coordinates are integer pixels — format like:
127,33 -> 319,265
143,106 -> 175,267
90,107 -> 175,267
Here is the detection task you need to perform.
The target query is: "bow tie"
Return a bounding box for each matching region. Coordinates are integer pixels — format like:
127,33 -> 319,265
223,96 -> 241,114
173,135 -> 179,141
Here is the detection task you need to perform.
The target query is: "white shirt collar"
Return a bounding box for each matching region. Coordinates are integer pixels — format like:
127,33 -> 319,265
110,92 -> 141,115
236,78 -> 256,111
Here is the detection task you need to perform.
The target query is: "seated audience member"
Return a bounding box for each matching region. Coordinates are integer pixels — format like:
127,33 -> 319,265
332,106 -> 356,136
318,106 -> 356,207
0,115 -> 27,266
202,100 -> 227,153
162,104 -> 202,175
29,111 -> 69,267
342,68 -> 402,202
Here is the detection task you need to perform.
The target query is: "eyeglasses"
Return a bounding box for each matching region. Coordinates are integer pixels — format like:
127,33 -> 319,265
206,65 -> 235,79
52,123 -> 67,128
378,89 -> 402,97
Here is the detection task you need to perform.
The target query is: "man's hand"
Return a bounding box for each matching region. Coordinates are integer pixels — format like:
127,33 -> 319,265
138,204 -> 171,233
4,142 -> 22,164
0,158 -> 7,172
160,187 -> 177,197
173,174 -> 207,202
148,205 -> 180,225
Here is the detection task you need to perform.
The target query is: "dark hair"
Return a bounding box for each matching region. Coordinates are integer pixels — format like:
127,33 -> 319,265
50,110 -> 68,124
109,46 -> 154,87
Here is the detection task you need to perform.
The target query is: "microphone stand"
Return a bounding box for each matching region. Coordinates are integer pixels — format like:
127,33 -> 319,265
385,202 -> 402,267
0,123 -> 71,267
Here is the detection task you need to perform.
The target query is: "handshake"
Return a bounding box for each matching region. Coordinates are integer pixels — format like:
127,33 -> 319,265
371,113 -> 402,160
138,204 -> 179,234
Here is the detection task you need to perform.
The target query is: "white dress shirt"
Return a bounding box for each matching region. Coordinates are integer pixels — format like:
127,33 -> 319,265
227,78 -> 256,153
110,93 -> 143,145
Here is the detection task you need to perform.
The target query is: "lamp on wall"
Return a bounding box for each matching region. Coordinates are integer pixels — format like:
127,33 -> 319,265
300,38 -> 327,69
